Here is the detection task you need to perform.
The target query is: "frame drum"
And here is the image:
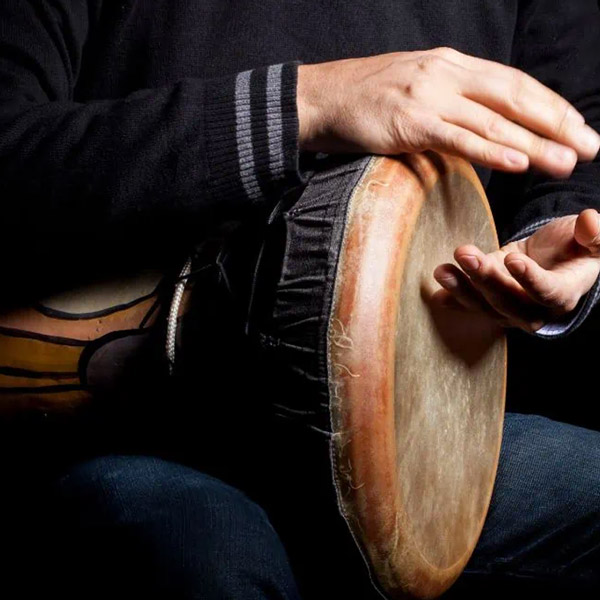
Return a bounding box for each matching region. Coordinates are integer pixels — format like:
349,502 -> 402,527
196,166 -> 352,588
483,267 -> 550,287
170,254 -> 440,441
221,152 -> 507,599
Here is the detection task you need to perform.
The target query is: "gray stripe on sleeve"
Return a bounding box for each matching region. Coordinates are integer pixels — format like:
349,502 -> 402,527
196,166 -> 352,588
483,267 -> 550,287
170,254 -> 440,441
504,217 -> 555,243
235,70 -> 263,202
266,64 -> 285,180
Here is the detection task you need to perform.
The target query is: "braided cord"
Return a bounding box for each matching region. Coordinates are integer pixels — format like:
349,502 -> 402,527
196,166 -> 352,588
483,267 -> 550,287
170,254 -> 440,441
166,256 -> 193,375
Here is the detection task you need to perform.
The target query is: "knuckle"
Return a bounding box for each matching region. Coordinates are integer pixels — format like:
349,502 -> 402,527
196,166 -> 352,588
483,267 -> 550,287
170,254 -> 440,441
484,115 -> 504,140
424,123 -> 449,150
402,81 -> 419,98
451,129 -> 471,152
431,46 -> 460,60
553,104 -> 574,138
528,135 -> 548,159
391,109 -> 427,150
416,54 -> 443,73
508,70 -> 527,113
590,229 -> 600,247
403,72 -> 430,98
471,263 -> 489,282
481,144 -> 501,166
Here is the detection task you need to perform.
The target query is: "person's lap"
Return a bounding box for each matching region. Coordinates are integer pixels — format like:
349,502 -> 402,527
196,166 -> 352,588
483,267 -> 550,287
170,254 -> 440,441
2,454 -> 302,600
2,412 -> 599,599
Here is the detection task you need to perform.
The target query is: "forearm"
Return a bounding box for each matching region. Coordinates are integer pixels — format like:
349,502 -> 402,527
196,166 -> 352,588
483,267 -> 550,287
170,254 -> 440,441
0,65 -> 302,233
0,0 -> 306,298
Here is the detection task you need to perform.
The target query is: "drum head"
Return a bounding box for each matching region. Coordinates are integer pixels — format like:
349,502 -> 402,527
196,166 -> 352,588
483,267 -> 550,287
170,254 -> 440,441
328,153 -> 506,599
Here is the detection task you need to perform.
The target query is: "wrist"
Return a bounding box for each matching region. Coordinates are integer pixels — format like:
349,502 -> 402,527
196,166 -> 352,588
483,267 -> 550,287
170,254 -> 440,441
297,63 -> 327,152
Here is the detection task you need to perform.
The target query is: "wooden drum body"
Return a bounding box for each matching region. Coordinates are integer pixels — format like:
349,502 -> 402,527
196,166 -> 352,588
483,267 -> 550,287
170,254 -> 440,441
0,270 -> 178,414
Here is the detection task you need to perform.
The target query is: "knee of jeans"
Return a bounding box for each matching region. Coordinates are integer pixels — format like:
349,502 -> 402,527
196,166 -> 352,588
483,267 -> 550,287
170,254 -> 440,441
501,414 -> 600,496
52,455 -> 276,541
44,456 -> 300,598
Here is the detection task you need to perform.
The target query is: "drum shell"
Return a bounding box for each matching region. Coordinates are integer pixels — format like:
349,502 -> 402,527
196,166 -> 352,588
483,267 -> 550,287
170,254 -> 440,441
218,154 -> 506,600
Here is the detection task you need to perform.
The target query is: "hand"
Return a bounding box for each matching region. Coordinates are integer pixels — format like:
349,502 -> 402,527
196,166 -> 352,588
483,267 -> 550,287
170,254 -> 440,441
432,209 -> 600,333
297,48 -> 600,177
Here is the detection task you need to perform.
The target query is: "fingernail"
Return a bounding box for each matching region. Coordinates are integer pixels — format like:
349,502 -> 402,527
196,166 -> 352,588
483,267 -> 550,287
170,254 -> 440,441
506,259 -> 526,276
505,149 -> 528,167
459,255 -> 480,272
581,127 -> 600,156
437,275 -> 458,289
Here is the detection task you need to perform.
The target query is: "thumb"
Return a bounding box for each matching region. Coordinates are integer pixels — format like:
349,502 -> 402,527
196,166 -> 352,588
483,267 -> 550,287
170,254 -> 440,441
574,209 -> 600,253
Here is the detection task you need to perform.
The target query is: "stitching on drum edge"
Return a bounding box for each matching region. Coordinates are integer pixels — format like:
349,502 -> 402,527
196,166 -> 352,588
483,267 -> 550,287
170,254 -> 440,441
324,156 -> 391,600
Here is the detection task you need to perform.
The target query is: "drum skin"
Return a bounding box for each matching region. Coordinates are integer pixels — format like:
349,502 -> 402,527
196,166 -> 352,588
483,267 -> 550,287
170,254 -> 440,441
328,153 -> 506,599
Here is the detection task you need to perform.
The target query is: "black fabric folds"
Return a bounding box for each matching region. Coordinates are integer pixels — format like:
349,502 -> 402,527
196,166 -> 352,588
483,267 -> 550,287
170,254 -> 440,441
212,156 -> 373,434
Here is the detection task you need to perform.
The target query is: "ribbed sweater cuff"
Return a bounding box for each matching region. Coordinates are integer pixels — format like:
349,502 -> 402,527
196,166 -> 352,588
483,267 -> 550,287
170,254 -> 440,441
203,62 -> 303,210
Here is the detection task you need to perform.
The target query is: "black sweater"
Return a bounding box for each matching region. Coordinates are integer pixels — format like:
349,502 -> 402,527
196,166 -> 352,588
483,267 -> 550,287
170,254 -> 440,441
1,0 -> 599,335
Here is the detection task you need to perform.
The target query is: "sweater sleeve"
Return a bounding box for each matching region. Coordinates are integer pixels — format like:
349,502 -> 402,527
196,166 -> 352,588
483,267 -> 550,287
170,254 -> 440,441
0,1 -> 303,276
487,0 -> 600,339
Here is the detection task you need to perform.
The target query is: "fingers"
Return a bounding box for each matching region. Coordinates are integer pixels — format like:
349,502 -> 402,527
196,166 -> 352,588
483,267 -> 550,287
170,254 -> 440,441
432,288 -> 466,311
434,262 -> 511,326
574,209 -> 600,253
434,263 -> 492,311
298,48 -> 600,175
435,210 -> 600,333
452,245 -> 547,332
429,49 -> 586,129
503,252 -> 580,314
427,47 -> 600,163
441,97 -> 577,178
429,121 -> 530,173
411,51 -> 598,174
459,66 -> 600,163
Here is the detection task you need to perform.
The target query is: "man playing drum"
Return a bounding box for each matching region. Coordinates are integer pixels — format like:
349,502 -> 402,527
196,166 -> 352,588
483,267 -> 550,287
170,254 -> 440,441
0,1 -> 599,598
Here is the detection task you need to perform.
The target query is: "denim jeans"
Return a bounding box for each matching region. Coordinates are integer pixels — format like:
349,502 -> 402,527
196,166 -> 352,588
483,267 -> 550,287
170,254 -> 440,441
1,412 -> 599,599
1,454 -> 302,600
447,412 -> 600,598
